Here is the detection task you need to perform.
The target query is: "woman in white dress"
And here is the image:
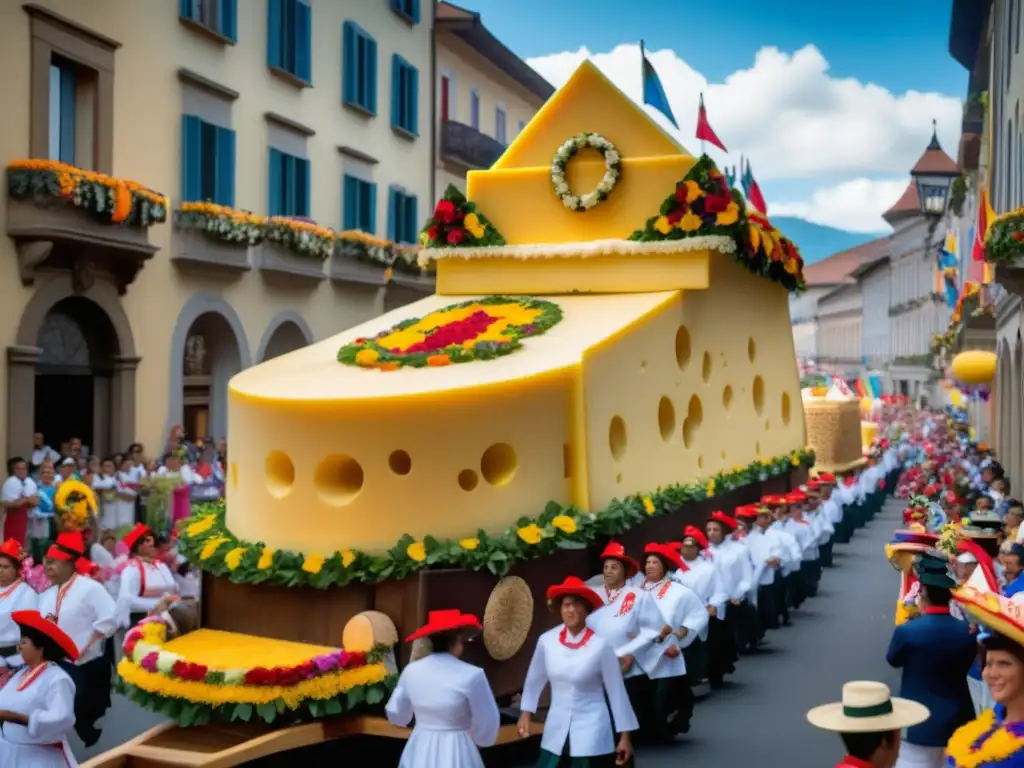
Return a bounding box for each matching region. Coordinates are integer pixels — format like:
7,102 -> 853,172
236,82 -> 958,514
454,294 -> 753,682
384,609 -> 499,768
518,576 -> 638,767
116,524 -> 179,629
114,458 -> 141,533
0,540 -> 37,677
0,609 -> 80,768
92,459 -> 119,532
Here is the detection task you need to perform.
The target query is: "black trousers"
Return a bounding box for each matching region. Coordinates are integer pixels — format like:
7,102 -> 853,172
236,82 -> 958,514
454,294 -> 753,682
683,638 -> 708,683
733,599 -> 759,650
638,674 -> 693,742
707,614 -> 737,685
59,656 -> 113,747
784,572 -> 802,613
757,582 -> 779,632
801,559 -> 820,598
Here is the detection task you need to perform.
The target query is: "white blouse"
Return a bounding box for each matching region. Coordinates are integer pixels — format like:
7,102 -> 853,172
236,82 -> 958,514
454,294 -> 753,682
586,586 -> 663,679
0,662 -> 78,768
385,652 -> 499,768
769,522 -> 802,575
116,559 -> 178,628
37,575 -> 117,665
708,538 -> 754,603
630,578 -> 707,680
739,527 -> 784,590
521,626 -> 638,758
0,582 -> 37,668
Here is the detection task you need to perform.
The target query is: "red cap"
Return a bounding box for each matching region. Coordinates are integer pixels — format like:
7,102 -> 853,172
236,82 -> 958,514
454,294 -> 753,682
707,511 -> 738,531
761,494 -> 787,506
599,541 -> 640,577
786,490 -> 807,504
817,473 -> 837,484
805,479 -> 821,491
46,531 -> 85,562
682,525 -> 709,550
11,610 -> 79,661
644,542 -> 685,571
0,539 -> 24,568
734,505 -> 759,519
404,609 -> 482,644
122,523 -> 153,552
545,576 -> 604,612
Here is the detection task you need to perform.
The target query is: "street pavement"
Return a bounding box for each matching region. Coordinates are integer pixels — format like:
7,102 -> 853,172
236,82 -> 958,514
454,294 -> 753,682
73,497 -> 903,767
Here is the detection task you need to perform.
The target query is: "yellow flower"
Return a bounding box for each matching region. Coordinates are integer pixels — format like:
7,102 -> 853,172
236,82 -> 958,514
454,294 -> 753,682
748,223 -> 761,252
302,553 -> 325,574
551,515 -> 577,535
341,549 -> 356,567
654,216 -> 672,235
706,479 -> 716,497
517,524 -> 543,545
355,348 -> 380,366
716,202 -> 740,226
383,266 -> 393,282
791,453 -> 800,466
642,496 -> 656,515
683,180 -> 703,202
224,547 -> 246,571
186,515 -> 216,537
200,537 -> 230,561
784,257 -> 799,275
459,538 -> 480,550
257,548 -> 275,570
678,211 -> 703,232
463,212 -> 486,239
407,541 -> 426,562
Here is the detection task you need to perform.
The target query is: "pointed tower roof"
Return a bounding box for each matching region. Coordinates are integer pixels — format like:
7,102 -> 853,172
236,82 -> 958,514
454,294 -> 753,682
883,121 -> 958,224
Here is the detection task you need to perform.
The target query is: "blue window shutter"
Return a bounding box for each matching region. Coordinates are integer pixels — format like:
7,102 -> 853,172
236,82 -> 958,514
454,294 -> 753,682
268,148 -> 283,214
299,157 -> 311,217
284,154 -> 297,215
387,188 -> 397,241
366,37 -> 378,114
342,23 -> 355,104
411,0 -> 420,24
343,175 -> 357,230
367,182 -> 377,235
390,56 -> 400,129
409,66 -> 419,135
296,0 -> 312,83
267,0 -> 282,68
181,115 -> 203,201
58,66 -> 76,164
214,127 -> 236,207
220,0 -> 237,41
179,0 -> 195,19
403,194 -> 417,242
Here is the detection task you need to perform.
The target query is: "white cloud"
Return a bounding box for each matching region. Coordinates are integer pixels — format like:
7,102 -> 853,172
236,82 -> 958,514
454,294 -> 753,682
525,43 -> 962,232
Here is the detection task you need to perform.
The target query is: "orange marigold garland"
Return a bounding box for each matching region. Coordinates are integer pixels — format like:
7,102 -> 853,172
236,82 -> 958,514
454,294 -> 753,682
743,211 -> 806,292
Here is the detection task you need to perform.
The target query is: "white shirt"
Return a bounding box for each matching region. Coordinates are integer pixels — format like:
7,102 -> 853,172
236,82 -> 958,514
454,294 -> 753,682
1,476 -> 37,506
116,559 -> 179,628
631,577 -> 708,678
0,662 -> 77,767
743,527 -> 785,588
37,574 -> 117,665
784,518 -> 817,561
157,466 -> 197,485
708,537 -> 754,602
521,625 -> 638,758
0,581 -> 37,667
30,446 -> 59,468
770,522 -> 802,575
587,585 -> 663,679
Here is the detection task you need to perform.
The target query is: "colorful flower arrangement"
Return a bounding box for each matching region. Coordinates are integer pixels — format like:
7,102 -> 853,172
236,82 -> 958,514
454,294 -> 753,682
739,211 -> 806,292
550,132 -> 622,212
7,159 -> 167,227
264,216 -> 337,260
337,230 -> 398,267
177,449 -> 814,590
944,705 -> 1024,767
176,202 -> 266,247
337,296 -> 563,370
985,205 -> 1024,264
54,479 -> 97,532
392,243 -> 432,276
418,185 -> 506,254
117,616 -> 395,725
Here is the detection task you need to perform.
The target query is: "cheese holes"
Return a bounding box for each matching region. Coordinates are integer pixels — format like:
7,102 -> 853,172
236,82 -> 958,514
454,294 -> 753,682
675,326 -> 692,370
697,455 -> 704,469
682,395 -> 703,449
609,416 -> 627,461
314,454 -> 364,506
748,337 -> 757,363
702,352 -> 712,383
752,376 -> 765,415
755,440 -> 761,456
658,397 -> 676,442
722,385 -> 734,410
481,443 -> 518,486
781,392 -> 792,426
388,450 -> 412,476
265,451 -> 294,499
458,469 -> 479,491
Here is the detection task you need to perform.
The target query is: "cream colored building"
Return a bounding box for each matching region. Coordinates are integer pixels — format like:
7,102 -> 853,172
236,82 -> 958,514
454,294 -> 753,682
0,0 -> 437,463
434,1 -> 553,200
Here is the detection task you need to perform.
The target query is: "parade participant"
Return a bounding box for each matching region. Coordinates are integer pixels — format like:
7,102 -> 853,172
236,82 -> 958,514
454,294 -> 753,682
807,680 -> 929,768
743,505 -> 786,642
114,457 -> 142,533
953,538 -> 1000,715
38,530 -> 117,747
116,523 -> 179,629
518,576 -> 638,767
1006,544 -> 1024,596
384,609 -> 499,768
807,480 -> 837,568
1,457 -> 39,548
705,511 -> 751,677
820,473 -> 851,546
670,526 -> 726,686
0,540 -> 36,675
1006,500 -> 1024,543
731,506 -> 765,650
92,458 -> 119,531
0,610 -> 80,768
886,553 -> 976,768
764,495 -> 802,623
785,490 -> 820,600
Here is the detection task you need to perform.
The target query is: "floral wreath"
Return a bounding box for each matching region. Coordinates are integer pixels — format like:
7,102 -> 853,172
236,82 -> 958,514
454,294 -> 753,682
551,132 -> 622,212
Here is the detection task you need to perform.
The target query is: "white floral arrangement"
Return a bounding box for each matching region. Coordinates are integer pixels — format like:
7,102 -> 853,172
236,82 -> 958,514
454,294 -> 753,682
418,235 -> 735,265
551,132 -> 622,212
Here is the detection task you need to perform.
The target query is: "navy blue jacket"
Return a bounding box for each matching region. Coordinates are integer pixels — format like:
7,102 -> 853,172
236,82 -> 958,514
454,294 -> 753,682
886,608 -> 977,747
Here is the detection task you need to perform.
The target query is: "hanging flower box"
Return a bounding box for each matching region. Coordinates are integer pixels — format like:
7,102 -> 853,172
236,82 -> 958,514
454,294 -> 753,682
173,202 -> 262,273
328,231 -> 393,286
253,217 -> 332,281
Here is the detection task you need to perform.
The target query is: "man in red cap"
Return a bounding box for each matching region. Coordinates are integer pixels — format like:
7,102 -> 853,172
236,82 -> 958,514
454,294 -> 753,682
705,511 -> 751,687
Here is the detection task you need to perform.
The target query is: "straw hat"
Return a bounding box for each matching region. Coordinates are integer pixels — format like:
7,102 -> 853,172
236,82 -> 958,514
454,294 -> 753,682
954,586 -> 1024,646
482,576 -> 534,661
806,681 -> 929,733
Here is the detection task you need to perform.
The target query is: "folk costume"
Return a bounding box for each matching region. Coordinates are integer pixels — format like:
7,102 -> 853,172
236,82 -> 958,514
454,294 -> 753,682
784,490 -> 819,601
740,508 -> 787,640
956,538 -> 1001,715
116,524 -> 178,629
0,539 -> 37,668
705,511 -> 751,679
384,610 -> 499,768
0,610 -> 81,768
37,531 -> 117,747
673,526 -> 730,686
763,495 -> 802,623
521,577 -> 638,767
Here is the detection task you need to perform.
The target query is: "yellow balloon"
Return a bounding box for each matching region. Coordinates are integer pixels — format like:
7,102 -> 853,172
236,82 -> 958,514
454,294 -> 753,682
951,350 -> 997,385
949,389 -> 963,407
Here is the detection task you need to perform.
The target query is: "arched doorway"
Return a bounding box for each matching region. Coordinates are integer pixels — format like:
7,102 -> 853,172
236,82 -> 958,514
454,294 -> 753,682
181,312 -> 244,442
257,312 -> 314,363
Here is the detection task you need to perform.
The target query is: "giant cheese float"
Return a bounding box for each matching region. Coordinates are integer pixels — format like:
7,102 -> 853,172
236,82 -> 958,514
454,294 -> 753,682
90,61 -> 814,767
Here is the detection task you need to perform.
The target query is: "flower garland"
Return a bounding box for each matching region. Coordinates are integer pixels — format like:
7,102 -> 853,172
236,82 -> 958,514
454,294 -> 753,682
53,479 -> 97,532
743,212 -> 807,292
337,296 -> 563,370
985,206 -> 1024,264
176,202 -> 266,247
177,449 -> 814,590
7,159 -> 167,227
264,217 -> 337,260
945,706 -> 1024,768
419,184 -> 506,250
550,132 -> 622,212
338,230 -> 398,267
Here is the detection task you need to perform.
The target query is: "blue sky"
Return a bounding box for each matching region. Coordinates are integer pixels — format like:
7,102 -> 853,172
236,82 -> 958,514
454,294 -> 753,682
453,0 -> 967,234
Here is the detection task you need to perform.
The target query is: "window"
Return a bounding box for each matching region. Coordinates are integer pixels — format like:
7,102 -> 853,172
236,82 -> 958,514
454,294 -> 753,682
391,55 -> 418,135
390,0 -> 420,24
268,148 -> 310,217
49,57 -> 77,164
470,89 -> 480,130
267,0 -> 311,84
343,175 -> 376,233
388,187 -> 417,244
343,22 -> 377,114
179,0 -> 237,41
495,105 -> 507,144
181,114 -> 236,206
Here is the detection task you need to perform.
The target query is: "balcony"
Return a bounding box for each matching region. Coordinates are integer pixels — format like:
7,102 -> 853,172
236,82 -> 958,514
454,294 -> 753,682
440,120 -> 506,170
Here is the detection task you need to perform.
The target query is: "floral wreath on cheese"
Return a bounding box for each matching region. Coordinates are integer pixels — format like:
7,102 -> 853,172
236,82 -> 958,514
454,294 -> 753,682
550,132 -> 622,212
336,296 -> 563,370
177,449 -> 814,591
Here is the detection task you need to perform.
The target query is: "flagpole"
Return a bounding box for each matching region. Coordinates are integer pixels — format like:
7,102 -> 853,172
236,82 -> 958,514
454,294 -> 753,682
698,92 -> 705,155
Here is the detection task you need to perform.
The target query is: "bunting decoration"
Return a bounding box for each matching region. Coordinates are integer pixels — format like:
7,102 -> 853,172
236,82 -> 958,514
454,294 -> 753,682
639,41 -> 679,129
695,93 -> 728,153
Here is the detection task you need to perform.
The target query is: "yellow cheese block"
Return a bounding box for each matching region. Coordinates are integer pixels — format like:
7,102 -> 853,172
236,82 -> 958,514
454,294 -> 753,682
494,60 -> 687,171
468,155 -> 695,245
436,250 -> 711,295
166,629 -> 338,668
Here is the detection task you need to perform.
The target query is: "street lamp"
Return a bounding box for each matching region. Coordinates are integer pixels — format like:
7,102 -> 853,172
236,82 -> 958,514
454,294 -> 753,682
912,120 -> 958,215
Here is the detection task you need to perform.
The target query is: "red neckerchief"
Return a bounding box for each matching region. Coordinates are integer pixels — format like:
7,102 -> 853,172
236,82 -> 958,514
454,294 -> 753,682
559,626 -> 594,650
922,607 -> 950,615
51,574 -> 78,622
616,592 -> 636,616
17,662 -> 49,691
0,578 -> 24,601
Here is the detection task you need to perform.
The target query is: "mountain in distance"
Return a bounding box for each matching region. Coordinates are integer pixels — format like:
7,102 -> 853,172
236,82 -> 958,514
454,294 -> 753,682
772,216 -> 885,265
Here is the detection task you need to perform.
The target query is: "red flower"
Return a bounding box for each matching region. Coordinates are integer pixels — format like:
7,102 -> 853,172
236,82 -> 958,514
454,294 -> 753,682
433,199 -> 457,224
344,651 -> 367,669
244,667 -> 276,686
674,185 -> 688,203
666,209 -> 683,226
1013,231 -> 1024,242
427,225 -> 440,242
703,194 -> 731,214
275,667 -> 301,687
447,228 -> 465,245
